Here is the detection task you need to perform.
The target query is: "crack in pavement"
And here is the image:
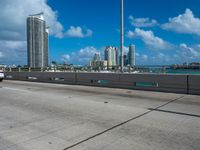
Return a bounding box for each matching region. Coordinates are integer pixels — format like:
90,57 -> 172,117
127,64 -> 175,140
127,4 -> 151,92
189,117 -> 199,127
63,95 -> 185,150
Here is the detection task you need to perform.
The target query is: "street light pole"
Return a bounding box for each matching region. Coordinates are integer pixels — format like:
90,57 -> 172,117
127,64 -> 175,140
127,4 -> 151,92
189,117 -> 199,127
120,0 -> 124,73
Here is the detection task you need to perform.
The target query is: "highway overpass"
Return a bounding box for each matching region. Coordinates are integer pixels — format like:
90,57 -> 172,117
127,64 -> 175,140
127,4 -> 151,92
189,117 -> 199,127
0,80 -> 199,150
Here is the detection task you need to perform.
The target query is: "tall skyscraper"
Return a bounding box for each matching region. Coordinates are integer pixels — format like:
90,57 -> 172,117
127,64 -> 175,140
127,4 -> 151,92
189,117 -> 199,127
27,12 -> 49,68
105,46 -> 118,68
128,44 -> 136,67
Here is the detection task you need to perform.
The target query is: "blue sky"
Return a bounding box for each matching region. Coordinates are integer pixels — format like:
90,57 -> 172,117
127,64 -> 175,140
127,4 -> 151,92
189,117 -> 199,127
0,0 -> 200,65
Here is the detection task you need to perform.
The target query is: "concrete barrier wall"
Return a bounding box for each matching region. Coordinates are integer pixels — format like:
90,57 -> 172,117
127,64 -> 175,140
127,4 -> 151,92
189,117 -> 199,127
4,72 -> 200,95
76,73 -> 121,88
188,75 -> 200,95
119,74 -> 188,94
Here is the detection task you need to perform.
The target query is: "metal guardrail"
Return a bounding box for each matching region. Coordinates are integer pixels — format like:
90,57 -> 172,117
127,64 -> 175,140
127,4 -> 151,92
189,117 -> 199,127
4,72 -> 200,95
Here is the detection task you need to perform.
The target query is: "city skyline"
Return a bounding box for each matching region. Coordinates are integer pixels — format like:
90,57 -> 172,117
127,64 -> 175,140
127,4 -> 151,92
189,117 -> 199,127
0,0 -> 200,66
90,44 -> 135,71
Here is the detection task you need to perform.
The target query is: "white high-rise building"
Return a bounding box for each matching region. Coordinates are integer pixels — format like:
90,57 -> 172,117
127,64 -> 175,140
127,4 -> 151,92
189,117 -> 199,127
105,46 -> 118,68
27,12 -> 49,68
128,44 -> 136,67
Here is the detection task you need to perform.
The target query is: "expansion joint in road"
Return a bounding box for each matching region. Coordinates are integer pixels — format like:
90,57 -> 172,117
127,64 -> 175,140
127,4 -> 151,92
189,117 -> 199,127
63,95 -> 184,150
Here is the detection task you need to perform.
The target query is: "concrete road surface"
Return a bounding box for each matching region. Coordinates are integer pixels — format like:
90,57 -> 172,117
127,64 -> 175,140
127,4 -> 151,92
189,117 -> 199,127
0,80 -> 199,150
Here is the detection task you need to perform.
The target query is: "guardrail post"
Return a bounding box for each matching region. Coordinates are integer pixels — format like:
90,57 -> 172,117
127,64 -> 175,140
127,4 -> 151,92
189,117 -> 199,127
187,75 -> 189,94
75,72 -> 77,85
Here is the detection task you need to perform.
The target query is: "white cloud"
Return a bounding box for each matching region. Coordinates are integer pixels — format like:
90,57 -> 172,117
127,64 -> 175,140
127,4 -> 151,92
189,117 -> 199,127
77,47 -> 99,59
61,44 -> 200,65
197,44 -> 200,49
65,26 -> 93,38
157,52 -> 165,58
162,9 -> 200,36
141,54 -> 148,61
0,0 -> 65,40
129,16 -> 158,27
151,53 -> 172,64
0,41 -> 27,64
0,52 -> 3,58
127,28 -> 171,50
61,54 -> 70,63
143,44 -> 200,65
0,41 -> 26,51
127,31 -> 135,39
136,53 -> 140,57
0,0 -> 93,40
0,0 -> 94,64
159,44 -> 200,64
134,53 -> 149,64
0,0 -> 65,64
180,43 -> 200,59
63,46 -> 100,65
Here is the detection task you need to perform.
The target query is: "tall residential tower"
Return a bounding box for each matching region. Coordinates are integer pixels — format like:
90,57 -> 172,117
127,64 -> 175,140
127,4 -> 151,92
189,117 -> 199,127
27,12 -> 49,68
128,44 -> 136,67
105,46 -> 118,68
